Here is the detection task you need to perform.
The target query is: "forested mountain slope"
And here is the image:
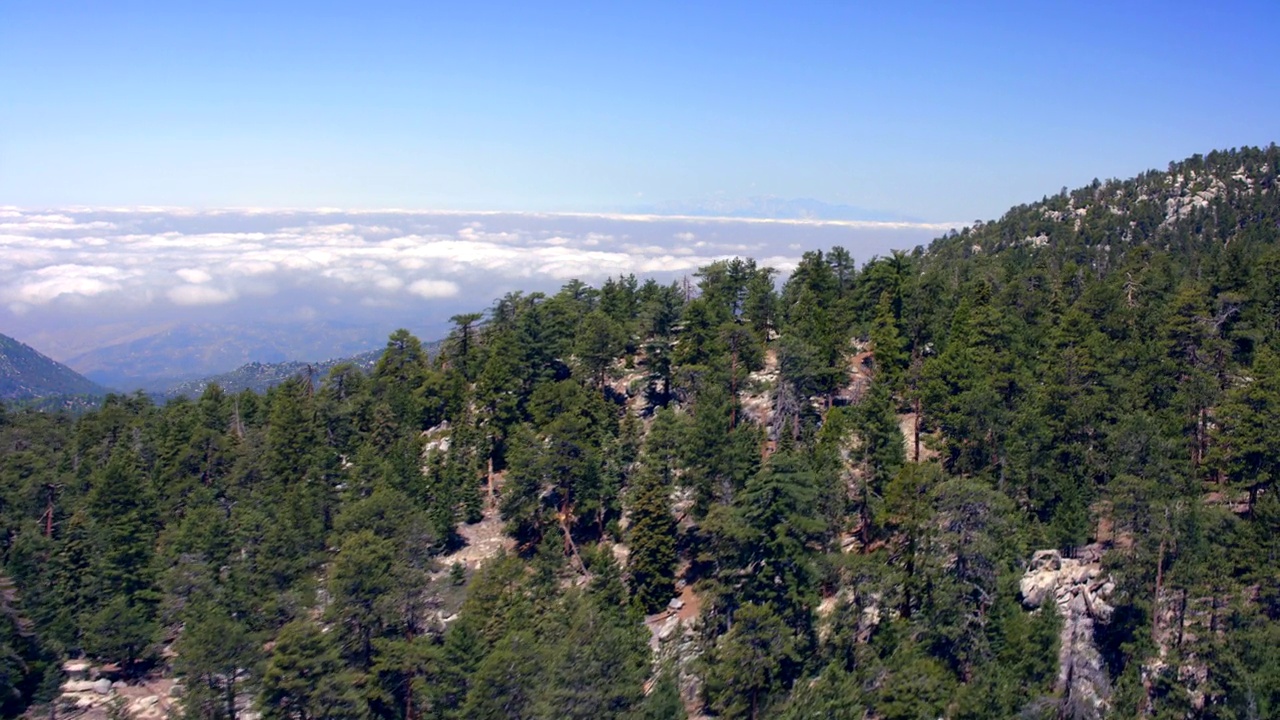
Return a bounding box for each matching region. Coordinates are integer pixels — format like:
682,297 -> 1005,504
0,333 -> 107,402
1,146 -> 1279,720
159,350 -> 384,401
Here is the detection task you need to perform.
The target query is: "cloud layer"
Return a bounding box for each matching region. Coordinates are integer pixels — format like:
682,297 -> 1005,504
0,207 -> 949,359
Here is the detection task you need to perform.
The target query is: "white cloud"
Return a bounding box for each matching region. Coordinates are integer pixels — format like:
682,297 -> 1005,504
176,268 -> 213,284
407,279 -> 460,298
168,284 -> 236,305
0,207 -> 944,329
6,264 -> 127,304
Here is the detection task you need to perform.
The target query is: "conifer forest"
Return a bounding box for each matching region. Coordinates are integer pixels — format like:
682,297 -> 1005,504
4,146 -> 1280,719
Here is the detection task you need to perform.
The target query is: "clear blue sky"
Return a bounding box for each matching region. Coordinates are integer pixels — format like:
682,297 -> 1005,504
2,1 -> 1277,220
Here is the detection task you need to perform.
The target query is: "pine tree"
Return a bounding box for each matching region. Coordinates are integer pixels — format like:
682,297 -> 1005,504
1214,345 -> 1280,510
327,530 -> 398,669
869,290 -> 907,392
627,468 -> 677,614
85,449 -> 158,605
175,601 -> 256,720
258,619 -> 360,720
575,309 -> 624,389
702,603 -> 798,720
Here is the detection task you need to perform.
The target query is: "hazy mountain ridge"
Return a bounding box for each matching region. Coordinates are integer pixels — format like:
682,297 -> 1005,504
67,322 -> 401,393
160,351 -> 383,400
159,337 -> 446,400
0,332 -> 107,402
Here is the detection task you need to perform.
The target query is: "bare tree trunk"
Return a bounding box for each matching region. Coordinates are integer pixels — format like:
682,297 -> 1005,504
912,398 -> 921,463
729,350 -> 738,429
487,456 -> 496,508
226,673 -> 238,720
1152,538 -> 1166,645
560,500 -> 586,574
1176,588 -> 1188,650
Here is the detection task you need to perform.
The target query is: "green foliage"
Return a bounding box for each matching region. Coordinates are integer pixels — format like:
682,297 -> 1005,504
630,664 -> 686,720
702,603 -> 798,719
5,148 -> 1280,718
80,596 -> 155,673
258,619 -> 361,720
175,602 -> 256,720
627,467 -> 677,614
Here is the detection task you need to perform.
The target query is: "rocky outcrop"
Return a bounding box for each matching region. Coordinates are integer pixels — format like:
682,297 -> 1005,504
1020,549 -> 1116,720
57,661 -> 186,720
644,584 -> 706,717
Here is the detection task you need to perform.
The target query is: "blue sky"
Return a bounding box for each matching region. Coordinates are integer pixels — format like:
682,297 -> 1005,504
2,1 -> 1278,221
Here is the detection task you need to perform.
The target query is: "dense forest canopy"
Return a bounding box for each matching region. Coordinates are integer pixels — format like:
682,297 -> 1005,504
2,146 -> 1280,719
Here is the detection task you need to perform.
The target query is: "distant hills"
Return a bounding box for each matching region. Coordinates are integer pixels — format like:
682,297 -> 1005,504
0,333 -> 107,406
159,350 -> 383,400
159,337 -> 445,400
0,327 -> 446,410
63,322 -> 398,392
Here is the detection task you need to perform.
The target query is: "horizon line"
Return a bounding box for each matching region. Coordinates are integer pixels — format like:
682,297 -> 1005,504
1,205 -> 963,233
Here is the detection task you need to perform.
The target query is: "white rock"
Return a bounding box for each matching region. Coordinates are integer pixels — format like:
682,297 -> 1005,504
1030,549 -> 1063,571
658,615 -> 681,641
62,680 -> 97,693
1020,570 -> 1057,607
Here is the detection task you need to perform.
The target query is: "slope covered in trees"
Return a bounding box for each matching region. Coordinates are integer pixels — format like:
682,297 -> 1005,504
1,146 -> 1279,719
0,333 -> 107,403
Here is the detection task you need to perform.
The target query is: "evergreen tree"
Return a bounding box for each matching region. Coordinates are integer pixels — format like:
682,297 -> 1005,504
869,290 -> 907,392
702,603 -> 798,720
175,602 -> 256,720
1213,346 -> 1280,510
258,619 -> 360,720
627,467 -> 677,614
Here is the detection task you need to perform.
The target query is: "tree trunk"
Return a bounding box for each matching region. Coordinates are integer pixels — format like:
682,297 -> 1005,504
729,350 -> 738,429
487,456 -> 496,508
912,397 -> 921,463
1152,538 -> 1166,645
226,673 -> 238,720
1176,588 -> 1188,650
559,499 -> 586,574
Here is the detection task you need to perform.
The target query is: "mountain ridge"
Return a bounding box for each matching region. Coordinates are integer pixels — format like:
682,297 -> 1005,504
0,332 -> 108,402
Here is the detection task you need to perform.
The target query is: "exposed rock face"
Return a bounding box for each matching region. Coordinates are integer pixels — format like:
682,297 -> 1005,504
645,591 -> 706,717
1020,549 -> 1116,720
58,671 -> 184,719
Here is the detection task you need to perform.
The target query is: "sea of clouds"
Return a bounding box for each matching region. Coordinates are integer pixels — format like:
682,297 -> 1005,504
0,206 -> 952,366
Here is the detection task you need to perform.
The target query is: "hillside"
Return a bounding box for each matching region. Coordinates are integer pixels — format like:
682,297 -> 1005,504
158,338 -> 446,400
0,333 -> 107,401
159,350 -> 383,400
1,146 -> 1279,720
64,321 -> 398,392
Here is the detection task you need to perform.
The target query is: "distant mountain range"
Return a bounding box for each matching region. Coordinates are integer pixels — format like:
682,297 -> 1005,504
158,337 -> 446,400
62,322 -> 399,393
158,350 -> 383,400
0,333 -> 107,406
0,327 -> 448,410
631,195 -> 916,222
